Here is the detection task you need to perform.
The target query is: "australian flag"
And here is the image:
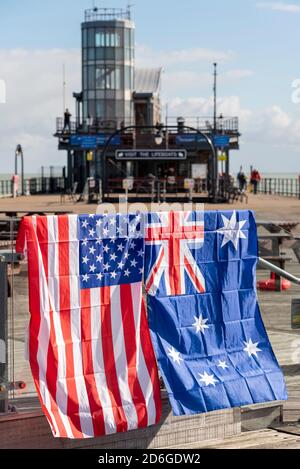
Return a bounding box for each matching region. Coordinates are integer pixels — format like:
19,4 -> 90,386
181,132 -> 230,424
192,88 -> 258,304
144,210 -> 287,416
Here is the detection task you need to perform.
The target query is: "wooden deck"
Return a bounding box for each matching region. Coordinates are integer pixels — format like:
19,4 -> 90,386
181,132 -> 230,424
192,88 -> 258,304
1,257 -> 300,448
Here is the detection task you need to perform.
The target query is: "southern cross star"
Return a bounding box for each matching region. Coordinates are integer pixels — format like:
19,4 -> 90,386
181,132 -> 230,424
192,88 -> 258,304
217,211 -> 247,250
168,347 -> 183,365
198,371 -> 218,387
217,360 -> 229,370
193,315 -> 209,334
244,339 -> 261,358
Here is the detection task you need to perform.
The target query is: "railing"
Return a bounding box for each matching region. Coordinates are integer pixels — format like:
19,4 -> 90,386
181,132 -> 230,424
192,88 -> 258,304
0,178 -> 65,197
0,180 -> 12,198
55,116 -> 239,136
106,177 -> 209,197
56,117 -> 135,135
166,116 -> 239,134
258,178 -> 300,198
84,7 -> 131,22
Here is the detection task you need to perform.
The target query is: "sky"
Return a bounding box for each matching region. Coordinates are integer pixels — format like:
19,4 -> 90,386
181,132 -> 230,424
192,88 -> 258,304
0,0 -> 300,174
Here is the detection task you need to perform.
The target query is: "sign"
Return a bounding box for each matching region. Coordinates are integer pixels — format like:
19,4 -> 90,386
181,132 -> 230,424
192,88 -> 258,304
218,154 -> 227,162
192,164 -> 207,179
184,179 -> 195,190
122,178 -> 134,191
176,135 -> 208,145
70,134 -> 121,149
86,151 -> 94,162
213,135 -> 230,148
116,150 -> 187,160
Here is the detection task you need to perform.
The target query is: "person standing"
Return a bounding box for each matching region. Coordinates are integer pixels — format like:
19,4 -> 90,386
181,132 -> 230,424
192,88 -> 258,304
251,169 -> 261,195
237,166 -> 247,192
63,108 -> 72,133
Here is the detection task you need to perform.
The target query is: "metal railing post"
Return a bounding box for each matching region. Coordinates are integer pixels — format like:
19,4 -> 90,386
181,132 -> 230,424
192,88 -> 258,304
0,256 -> 8,413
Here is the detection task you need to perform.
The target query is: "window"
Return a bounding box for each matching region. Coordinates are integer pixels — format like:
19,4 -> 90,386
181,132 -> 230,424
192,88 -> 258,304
95,31 -> 105,47
87,28 -> 95,47
82,29 -> 88,48
96,67 -> 121,90
125,66 -> 133,89
96,100 -> 105,118
95,30 -> 121,48
87,48 -> 95,61
88,66 -> 95,89
96,67 -> 106,89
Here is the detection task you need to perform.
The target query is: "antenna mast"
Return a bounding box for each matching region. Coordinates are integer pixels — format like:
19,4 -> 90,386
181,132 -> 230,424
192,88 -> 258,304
213,63 -> 217,133
63,63 -> 66,112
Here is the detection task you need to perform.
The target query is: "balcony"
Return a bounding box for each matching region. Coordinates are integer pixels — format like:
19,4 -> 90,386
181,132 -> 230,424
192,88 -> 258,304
84,7 -> 131,22
166,116 -> 239,134
55,116 -> 239,137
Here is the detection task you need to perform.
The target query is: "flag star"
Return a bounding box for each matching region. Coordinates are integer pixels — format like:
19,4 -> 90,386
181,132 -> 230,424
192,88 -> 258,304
110,253 -> 117,261
217,211 -> 247,250
82,220 -> 88,229
138,249 -> 144,257
117,243 -> 125,252
103,228 -> 109,237
82,238 -> 88,246
124,269 -> 131,277
89,228 -> 96,237
96,255 -> 103,263
89,246 -> 96,255
168,347 -> 183,365
89,264 -> 96,273
199,371 -> 218,387
89,214 -> 95,218
130,259 -> 138,268
117,227 -> 124,235
103,244 -> 110,253
118,261 -> 125,269
244,339 -> 261,358
96,238 -> 102,245
96,219 -> 102,227
109,218 -> 116,226
82,256 -> 89,265
110,237 -> 116,244
130,241 -> 136,249
82,274 -> 89,283
97,273 -> 103,281
110,271 -> 117,279
124,252 -> 130,259
217,360 -> 229,370
139,267 -> 144,275
103,263 -> 110,271
193,315 -> 209,334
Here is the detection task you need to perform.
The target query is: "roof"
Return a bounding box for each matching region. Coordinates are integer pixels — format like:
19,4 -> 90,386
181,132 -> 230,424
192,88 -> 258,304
134,68 -> 162,95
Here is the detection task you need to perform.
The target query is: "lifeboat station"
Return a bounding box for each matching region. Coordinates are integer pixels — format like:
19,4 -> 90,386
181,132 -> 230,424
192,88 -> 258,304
54,7 -> 240,203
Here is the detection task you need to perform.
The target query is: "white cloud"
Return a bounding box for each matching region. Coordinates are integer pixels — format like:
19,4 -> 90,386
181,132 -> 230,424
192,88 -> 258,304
166,95 -> 300,148
0,48 -> 80,173
256,2 -> 300,13
224,69 -> 254,79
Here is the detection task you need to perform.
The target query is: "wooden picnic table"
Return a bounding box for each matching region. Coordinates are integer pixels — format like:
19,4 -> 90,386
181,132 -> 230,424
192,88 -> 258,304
258,222 -> 300,263
0,209 -> 73,218
257,220 -> 299,234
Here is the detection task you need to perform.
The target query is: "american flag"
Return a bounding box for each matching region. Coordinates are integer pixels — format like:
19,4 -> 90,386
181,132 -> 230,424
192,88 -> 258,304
16,214 -> 161,439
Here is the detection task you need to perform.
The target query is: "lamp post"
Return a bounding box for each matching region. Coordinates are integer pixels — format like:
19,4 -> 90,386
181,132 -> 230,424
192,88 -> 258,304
15,144 -> 24,196
100,124 -> 218,201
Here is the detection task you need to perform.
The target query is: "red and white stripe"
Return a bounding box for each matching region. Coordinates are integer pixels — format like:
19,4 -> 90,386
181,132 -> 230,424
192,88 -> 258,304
16,215 -> 161,439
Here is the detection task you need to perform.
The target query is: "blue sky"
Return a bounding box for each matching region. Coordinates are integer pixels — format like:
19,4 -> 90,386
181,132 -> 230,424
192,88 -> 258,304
0,0 -> 300,174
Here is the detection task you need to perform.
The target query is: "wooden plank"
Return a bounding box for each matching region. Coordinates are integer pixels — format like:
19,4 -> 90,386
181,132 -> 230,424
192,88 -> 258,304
166,429 -> 300,450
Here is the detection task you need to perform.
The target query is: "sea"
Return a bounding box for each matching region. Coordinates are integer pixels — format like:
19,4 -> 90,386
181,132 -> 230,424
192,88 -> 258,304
1,172 -> 299,181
